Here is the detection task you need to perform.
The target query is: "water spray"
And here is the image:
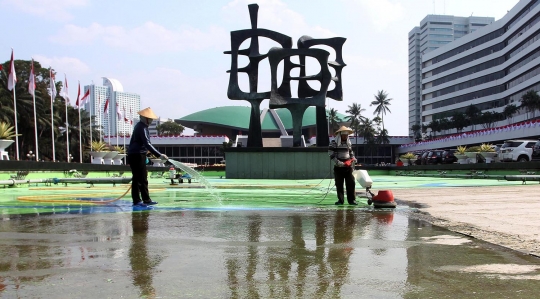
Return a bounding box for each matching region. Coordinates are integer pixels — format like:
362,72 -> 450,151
167,158 -> 223,201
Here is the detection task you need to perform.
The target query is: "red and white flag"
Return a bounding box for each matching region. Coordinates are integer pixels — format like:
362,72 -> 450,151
103,99 -> 109,113
61,74 -> 69,104
75,82 -> 81,107
78,88 -> 90,107
28,59 -> 36,95
7,49 -> 16,91
49,69 -> 57,99
123,105 -> 129,122
116,102 -> 123,119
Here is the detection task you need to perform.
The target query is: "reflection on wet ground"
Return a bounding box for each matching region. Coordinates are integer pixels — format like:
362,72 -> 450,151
0,208 -> 539,298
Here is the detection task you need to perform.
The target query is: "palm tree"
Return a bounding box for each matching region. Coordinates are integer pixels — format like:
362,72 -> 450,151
439,118 -> 451,135
427,119 -> 440,138
327,108 -> 342,135
345,103 -> 366,156
411,124 -> 422,141
451,112 -> 467,133
503,104 -> 519,124
358,117 -> 377,163
370,90 -> 392,131
520,90 -> 540,119
465,104 -> 481,131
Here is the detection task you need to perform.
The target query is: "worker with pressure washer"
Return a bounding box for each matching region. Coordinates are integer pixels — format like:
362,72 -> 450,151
328,126 -> 357,205
128,107 -> 168,207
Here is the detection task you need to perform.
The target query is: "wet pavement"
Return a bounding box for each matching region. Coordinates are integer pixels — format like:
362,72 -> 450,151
0,175 -> 540,298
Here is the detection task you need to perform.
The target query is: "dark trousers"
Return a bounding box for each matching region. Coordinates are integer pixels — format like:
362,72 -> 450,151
334,166 -> 356,204
128,153 -> 151,204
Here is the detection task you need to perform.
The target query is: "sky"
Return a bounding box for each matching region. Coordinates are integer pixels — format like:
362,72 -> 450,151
1,0 -> 521,136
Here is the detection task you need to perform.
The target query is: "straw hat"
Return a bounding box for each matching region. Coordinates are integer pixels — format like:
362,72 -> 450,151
334,126 -> 353,136
137,107 -> 158,119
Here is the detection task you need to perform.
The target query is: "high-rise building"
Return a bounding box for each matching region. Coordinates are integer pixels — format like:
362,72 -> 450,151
408,15 -> 495,137
421,0 -> 540,133
83,78 -> 141,138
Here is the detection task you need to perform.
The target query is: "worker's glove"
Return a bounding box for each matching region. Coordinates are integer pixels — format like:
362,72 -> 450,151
336,161 -> 345,167
160,154 -> 169,161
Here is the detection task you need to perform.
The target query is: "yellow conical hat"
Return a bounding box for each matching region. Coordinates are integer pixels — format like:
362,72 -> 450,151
334,126 -> 353,136
137,107 -> 158,119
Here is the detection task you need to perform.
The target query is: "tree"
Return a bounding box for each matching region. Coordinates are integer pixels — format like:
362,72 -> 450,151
465,104 -> 481,131
439,118 -> 451,135
411,124 -> 422,141
478,111 -> 503,129
156,120 -> 184,135
327,108 -> 342,134
358,117 -> 376,163
451,112 -> 467,133
345,103 -> 366,157
376,128 -> 390,145
520,90 -> 540,119
427,119 -> 440,138
370,90 -> 392,132
503,104 -> 519,124
0,59 -> 95,162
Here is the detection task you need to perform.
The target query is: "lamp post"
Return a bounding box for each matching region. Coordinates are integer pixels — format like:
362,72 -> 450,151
27,151 -> 36,161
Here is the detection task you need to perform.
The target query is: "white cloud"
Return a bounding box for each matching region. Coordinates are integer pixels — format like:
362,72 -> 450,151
345,54 -> 405,75
32,54 -> 91,75
222,0 -> 337,41
120,67 -> 231,120
49,22 -> 229,54
343,0 -> 405,31
1,0 -> 87,21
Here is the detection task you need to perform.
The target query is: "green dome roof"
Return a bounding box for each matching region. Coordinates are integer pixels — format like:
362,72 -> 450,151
178,106 -> 347,131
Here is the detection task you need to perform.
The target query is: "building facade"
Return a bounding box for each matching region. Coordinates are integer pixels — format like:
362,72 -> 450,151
409,15 -> 495,136
421,0 -> 540,134
83,78 -> 141,138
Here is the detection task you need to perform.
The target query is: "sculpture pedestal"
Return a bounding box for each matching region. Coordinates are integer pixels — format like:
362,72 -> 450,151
224,147 -> 331,179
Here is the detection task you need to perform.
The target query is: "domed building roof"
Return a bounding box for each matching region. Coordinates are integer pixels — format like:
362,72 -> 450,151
177,106 -> 348,132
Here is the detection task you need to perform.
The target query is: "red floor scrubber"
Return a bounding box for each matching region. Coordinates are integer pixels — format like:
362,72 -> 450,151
353,170 -> 397,208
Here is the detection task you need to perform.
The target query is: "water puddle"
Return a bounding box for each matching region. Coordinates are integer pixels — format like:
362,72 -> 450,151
0,209 -> 538,298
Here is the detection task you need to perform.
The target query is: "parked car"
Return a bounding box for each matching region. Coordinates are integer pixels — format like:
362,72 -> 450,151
533,140 -> 540,160
500,139 -> 537,162
441,149 -> 458,164
425,150 -> 445,165
419,151 -> 430,165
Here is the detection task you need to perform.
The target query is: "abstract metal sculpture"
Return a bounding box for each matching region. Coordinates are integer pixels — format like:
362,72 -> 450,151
225,4 -> 346,147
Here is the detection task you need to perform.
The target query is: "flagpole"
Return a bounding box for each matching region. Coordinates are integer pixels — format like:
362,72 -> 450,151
12,88 -> 19,161
116,102 -> 119,146
64,74 -> 70,163
49,68 -> 56,162
98,95 -> 102,142
78,81 -> 82,163
33,91 -> 38,161
123,105 -> 126,149
9,49 -> 19,160
31,60 -> 39,162
65,97 -> 70,163
89,85 -> 92,147
108,111 -> 111,146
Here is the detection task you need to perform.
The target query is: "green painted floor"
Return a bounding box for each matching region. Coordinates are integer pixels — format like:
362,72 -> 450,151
0,171 -> 527,215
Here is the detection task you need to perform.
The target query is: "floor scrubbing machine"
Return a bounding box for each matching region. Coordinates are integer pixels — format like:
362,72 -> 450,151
353,170 -> 397,208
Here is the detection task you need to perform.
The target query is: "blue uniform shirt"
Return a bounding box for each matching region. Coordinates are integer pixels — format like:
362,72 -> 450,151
128,121 -> 162,157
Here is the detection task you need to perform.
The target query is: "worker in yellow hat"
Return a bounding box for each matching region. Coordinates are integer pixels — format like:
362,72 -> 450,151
328,126 -> 357,205
127,107 -> 168,207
